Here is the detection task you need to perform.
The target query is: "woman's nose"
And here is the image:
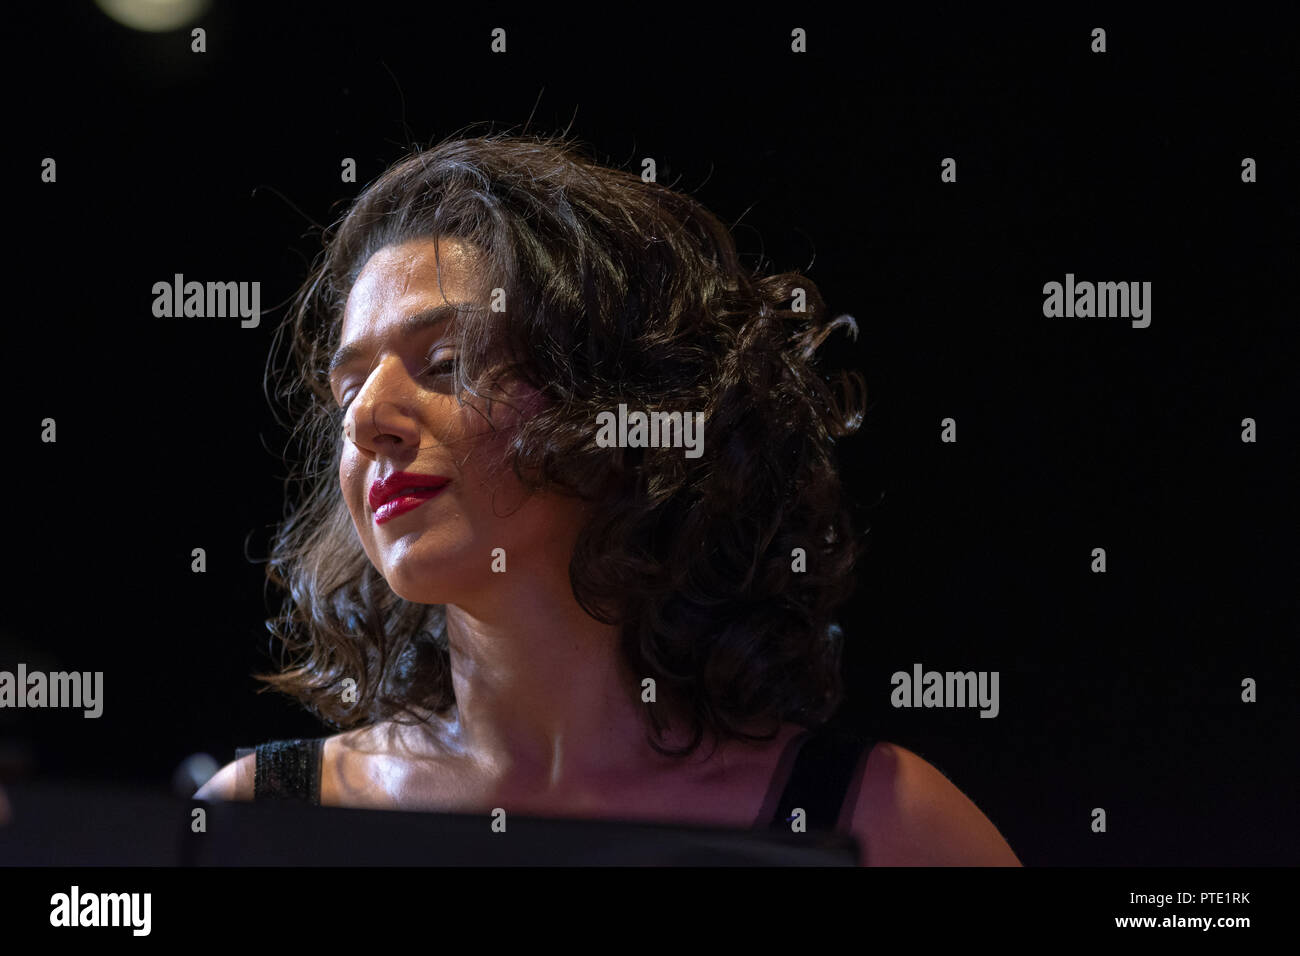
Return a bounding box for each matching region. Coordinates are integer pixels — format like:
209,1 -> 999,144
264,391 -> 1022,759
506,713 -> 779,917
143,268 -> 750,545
344,400 -> 419,454
343,364 -> 421,453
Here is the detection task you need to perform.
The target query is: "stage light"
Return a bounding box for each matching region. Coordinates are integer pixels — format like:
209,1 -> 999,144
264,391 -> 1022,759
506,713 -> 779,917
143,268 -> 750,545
94,0 -> 209,33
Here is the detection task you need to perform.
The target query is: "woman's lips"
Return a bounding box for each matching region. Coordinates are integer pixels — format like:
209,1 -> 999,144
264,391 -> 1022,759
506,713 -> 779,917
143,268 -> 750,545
373,485 -> 449,525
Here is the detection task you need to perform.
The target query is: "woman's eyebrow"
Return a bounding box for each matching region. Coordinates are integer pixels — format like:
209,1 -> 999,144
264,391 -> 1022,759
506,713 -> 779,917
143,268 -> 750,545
328,304 -> 462,380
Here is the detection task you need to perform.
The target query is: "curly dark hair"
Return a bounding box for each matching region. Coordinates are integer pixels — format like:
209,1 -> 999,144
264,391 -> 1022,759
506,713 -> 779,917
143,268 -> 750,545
258,131 -> 868,758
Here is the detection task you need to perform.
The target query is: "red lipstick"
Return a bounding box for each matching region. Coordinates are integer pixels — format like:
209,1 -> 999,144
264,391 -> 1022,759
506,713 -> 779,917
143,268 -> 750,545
369,472 -> 451,525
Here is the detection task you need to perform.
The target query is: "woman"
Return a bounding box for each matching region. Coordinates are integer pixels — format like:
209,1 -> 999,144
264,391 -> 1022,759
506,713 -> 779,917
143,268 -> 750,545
196,133 -> 1020,866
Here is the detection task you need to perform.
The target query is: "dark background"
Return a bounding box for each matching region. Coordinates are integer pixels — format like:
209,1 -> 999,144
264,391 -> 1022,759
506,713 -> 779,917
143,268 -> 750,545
5,4 -> 1296,865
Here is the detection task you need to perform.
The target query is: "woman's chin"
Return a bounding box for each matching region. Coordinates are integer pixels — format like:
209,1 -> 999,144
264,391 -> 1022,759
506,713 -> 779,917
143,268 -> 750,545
384,573 -> 446,605
380,561 -> 462,606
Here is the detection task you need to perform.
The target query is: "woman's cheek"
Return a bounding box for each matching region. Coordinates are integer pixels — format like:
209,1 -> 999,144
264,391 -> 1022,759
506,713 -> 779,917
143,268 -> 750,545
339,449 -> 368,524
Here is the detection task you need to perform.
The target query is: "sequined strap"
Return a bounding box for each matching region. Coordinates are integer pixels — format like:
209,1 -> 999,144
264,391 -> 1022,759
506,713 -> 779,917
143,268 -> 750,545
248,738 -> 324,805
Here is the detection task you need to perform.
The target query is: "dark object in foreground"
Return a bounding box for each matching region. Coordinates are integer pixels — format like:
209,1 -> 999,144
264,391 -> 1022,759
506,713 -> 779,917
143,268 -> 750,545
0,781 -> 859,866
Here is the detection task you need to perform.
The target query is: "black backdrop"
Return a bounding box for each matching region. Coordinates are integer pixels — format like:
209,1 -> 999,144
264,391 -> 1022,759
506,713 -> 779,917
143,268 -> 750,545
6,4 -> 1296,866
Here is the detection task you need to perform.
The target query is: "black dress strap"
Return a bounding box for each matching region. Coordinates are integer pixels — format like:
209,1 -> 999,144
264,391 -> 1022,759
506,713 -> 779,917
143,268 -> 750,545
239,738 -> 325,805
765,724 -> 874,833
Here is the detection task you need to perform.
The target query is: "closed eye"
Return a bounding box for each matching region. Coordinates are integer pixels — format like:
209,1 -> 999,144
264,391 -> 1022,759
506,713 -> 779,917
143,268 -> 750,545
338,357 -> 458,412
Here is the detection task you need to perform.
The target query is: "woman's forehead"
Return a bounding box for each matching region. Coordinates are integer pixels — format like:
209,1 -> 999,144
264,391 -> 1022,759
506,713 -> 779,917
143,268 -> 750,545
352,238 -> 478,294
343,238 -> 482,328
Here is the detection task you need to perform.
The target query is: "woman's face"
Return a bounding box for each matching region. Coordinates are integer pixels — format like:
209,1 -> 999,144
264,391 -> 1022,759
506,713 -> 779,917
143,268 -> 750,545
330,237 -> 580,606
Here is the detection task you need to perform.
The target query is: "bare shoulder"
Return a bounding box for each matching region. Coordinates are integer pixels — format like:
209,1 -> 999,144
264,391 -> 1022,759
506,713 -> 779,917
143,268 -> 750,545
848,741 -> 1022,866
321,724 -> 375,795
192,751 -> 256,802
320,722 -> 414,808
